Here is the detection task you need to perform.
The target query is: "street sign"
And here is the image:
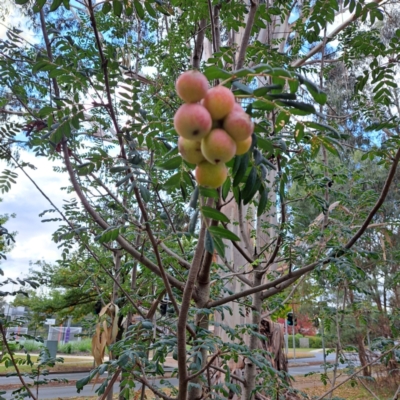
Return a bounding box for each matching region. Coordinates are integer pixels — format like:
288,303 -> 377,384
45,318 -> 56,325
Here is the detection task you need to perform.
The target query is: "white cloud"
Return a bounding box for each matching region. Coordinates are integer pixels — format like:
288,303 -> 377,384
1,150 -> 74,293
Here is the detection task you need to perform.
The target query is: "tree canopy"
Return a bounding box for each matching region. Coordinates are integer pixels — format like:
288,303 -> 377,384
1,0 -> 400,399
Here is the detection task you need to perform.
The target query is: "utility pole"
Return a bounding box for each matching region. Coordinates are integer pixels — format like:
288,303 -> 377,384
284,319 -> 288,357
320,317 -> 327,374
292,323 -> 296,360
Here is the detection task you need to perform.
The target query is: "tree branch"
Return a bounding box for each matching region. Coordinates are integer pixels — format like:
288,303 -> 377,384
0,323 -> 37,400
186,351 -> 221,381
192,19 -> 207,69
209,146 -> 400,307
236,0 -> 259,70
291,0 -> 384,67
314,344 -> 400,400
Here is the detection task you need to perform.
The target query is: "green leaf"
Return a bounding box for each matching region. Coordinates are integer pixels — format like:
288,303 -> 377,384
15,0 -> 29,4
279,101 -> 316,115
256,137 -> 274,153
310,136 -> 320,158
233,153 -> 249,187
222,177 -> 231,201
102,1 -> 112,13
110,166 -> 129,173
253,64 -> 272,73
116,172 -> 134,187
189,186 -> 199,209
144,2 -> 157,18
253,85 -> 283,96
134,0 -> 145,18
164,173 -> 181,189
203,66 -> 232,80
205,230 -> 215,254
213,235 -> 226,258
242,167 -> 261,205
208,226 -> 240,241
257,187 -> 269,217
188,210 -> 199,235
319,137 -> 339,156
274,111 -> 290,133
201,206 -> 229,223
232,68 -> 255,78
266,93 -> 297,100
304,121 -> 341,138
294,122 -> 305,144
199,186 -> 219,199
158,156 -> 181,170
50,0 -> 63,11
232,81 -> 253,94
113,0 -> 123,16
299,76 -> 327,105
140,185 -> 151,202
76,162 -> 95,176
252,100 -> 276,111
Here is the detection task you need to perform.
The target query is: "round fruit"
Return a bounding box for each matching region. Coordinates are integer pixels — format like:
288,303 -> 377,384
223,110 -> 254,142
203,86 -> 235,120
174,103 -> 212,141
201,128 -> 236,164
195,161 -> 228,188
235,136 -> 252,155
233,102 -> 244,113
175,70 -> 209,103
178,137 -> 205,165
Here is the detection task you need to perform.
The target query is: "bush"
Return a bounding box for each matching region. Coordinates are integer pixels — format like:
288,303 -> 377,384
58,338 -> 91,354
20,340 -> 42,352
287,335 -> 322,349
308,336 -> 322,348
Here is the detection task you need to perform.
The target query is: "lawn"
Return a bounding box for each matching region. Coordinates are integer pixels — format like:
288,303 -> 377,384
0,355 -> 94,374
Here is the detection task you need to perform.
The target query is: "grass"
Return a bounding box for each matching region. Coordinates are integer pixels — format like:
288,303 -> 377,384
47,376 -> 400,400
21,338 -> 92,354
295,373 -> 399,399
287,349 -> 316,359
0,355 -> 94,374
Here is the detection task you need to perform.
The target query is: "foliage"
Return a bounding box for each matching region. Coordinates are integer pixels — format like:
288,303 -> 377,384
0,0 -> 400,398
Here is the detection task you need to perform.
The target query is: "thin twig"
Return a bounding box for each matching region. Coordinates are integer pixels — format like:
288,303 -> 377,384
209,364 -> 246,384
0,324 -> 37,400
97,368 -> 121,400
314,344 -> 400,400
357,377 -> 380,400
186,351 -> 221,381
10,152 -> 147,320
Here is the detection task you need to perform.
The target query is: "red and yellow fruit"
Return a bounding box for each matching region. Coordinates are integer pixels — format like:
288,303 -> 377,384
175,70 -> 209,103
174,103 -> 212,141
201,129 -> 236,165
195,161 -> 228,189
203,86 -> 235,120
223,110 -> 254,142
178,137 -> 205,165
235,136 -> 252,155
173,71 -> 254,188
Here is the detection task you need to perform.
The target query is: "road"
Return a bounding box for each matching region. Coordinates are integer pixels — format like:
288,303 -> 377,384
0,352 -> 362,399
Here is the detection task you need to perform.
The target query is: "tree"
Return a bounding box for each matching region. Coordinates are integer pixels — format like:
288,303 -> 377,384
1,0 -> 400,399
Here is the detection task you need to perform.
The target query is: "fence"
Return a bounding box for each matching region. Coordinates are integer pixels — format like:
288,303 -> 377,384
48,326 -> 82,343
5,327 -> 28,341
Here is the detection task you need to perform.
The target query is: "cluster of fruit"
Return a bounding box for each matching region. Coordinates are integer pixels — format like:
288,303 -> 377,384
174,70 -> 254,189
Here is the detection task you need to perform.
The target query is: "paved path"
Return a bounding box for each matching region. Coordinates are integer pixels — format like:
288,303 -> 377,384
0,351 -> 364,399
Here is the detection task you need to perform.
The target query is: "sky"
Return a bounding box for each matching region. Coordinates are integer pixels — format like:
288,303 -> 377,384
0,2 -> 73,296
1,150 -> 74,291
0,0 -> 362,300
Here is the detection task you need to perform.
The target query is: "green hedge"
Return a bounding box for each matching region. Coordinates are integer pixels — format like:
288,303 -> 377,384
287,335 -> 322,349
